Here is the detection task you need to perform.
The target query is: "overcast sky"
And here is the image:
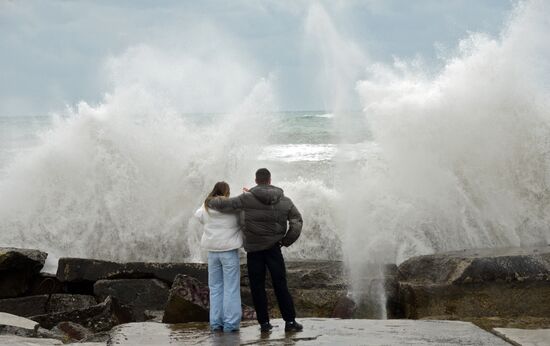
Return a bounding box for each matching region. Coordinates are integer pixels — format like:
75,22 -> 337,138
0,0 -> 514,116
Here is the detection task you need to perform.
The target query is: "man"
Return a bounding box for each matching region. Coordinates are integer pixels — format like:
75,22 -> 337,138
208,168 -> 303,332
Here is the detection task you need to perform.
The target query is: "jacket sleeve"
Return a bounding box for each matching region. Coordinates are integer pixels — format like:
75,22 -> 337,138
194,206 -> 204,224
207,195 -> 244,212
281,201 -> 303,247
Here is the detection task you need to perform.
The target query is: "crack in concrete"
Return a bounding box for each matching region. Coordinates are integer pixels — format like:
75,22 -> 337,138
240,334 -> 321,345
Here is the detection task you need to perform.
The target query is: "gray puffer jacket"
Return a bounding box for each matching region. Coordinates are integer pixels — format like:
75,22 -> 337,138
207,184 -> 303,252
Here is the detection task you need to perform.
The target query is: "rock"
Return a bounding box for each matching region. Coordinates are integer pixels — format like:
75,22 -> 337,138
31,296 -> 131,332
162,275 -> 209,323
0,295 -> 49,317
0,248 -> 47,272
27,274 -> 64,296
398,246 -> 550,319
78,331 -> 110,343
242,305 -> 256,321
240,260 -> 348,289
0,312 -> 39,337
331,295 -> 356,318
421,315 -> 550,331
493,327 -> 550,346
0,294 -> 97,317
57,258 -> 207,285
47,294 -> 97,314
35,327 -> 66,342
94,279 -> 169,321
241,287 -> 348,318
350,264 -> 402,319
0,248 -> 47,298
0,335 -> 63,345
143,310 -> 164,322
51,321 -> 93,342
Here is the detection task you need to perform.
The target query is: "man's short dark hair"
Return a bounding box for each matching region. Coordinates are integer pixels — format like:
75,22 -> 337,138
255,168 -> 271,184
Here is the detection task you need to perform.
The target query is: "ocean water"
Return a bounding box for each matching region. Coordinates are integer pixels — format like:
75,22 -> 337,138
0,111 -> 368,183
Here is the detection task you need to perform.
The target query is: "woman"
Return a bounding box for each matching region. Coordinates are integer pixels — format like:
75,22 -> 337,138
194,181 -> 243,332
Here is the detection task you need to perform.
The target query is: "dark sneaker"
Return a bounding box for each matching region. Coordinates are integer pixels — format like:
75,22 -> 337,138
260,322 -> 273,332
285,321 -> 303,332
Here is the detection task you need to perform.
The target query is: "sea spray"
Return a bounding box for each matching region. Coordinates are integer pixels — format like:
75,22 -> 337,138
350,0 -> 550,273
305,3 -> 390,318
0,45 -> 277,266
0,44 -> 344,271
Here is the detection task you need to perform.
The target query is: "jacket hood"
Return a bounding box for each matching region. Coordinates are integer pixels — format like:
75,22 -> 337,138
250,184 -> 284,205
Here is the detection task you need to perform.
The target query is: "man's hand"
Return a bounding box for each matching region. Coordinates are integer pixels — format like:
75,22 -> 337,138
242,187 -> 250,193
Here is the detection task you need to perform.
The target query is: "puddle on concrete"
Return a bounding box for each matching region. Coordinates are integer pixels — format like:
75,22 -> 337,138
106,318 -> 510,345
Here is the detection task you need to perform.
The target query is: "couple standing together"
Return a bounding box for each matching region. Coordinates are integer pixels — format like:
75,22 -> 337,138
194,168 -> 304,333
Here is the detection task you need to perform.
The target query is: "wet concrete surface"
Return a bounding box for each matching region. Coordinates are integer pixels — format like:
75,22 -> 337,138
106,318 -> 511,345
494,328 -> 550,346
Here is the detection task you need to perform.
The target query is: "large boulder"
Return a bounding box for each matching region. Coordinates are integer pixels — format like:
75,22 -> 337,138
241,261 -> 348,289
398,246 -> 550,319
0,295 -> 49,317
162,274 -> 257,323
30,296 -> 131,332
47,294 -> 98,314
94,279 -> 169,321
57,258 -> 207,285
241,287 -> 349,318
162,275 -> 209,323
0,248 -> 47,298
0,294 -> 97,317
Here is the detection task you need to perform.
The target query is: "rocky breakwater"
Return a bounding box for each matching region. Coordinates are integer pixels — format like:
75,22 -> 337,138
3,247 -> 392,342
398,245 -> 550,320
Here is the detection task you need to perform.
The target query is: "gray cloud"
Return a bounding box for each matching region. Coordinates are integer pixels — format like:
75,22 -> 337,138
0,0 -> 513,115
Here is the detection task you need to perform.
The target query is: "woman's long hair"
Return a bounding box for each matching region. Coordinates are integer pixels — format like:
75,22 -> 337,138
204,181 -> 230,212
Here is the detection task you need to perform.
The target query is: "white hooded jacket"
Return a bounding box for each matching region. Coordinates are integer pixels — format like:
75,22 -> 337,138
194,204 -> 243,252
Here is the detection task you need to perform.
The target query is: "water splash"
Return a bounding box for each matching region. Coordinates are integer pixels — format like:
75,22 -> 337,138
0,45 -> 276,265
350,0 -> 550,275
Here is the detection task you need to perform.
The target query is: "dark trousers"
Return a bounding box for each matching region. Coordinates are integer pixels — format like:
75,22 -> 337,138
247,245 -> 296,324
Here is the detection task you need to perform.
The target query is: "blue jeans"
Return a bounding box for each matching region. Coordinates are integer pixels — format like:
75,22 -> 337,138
208,249 -> 241,331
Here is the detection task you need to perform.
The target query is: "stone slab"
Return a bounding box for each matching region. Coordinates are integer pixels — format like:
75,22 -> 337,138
398,246 -> 550,285
0,336 -> 104,346
398,246 -> 550,319
0,312 -> 39,332
0,295 -> 49,317
57,258 -> 207,284
106,318 -> 510,345
0,248 -> 47,272
0,294 -> 98,318
0,335 -> 63,345
30,296 -> 131,332
494,328 -> 550,346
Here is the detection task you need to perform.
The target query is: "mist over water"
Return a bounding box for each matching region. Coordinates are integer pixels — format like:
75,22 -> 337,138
1,0 -> 549,317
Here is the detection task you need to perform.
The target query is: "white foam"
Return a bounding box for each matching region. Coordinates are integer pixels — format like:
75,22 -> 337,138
259,144 -> 336,162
